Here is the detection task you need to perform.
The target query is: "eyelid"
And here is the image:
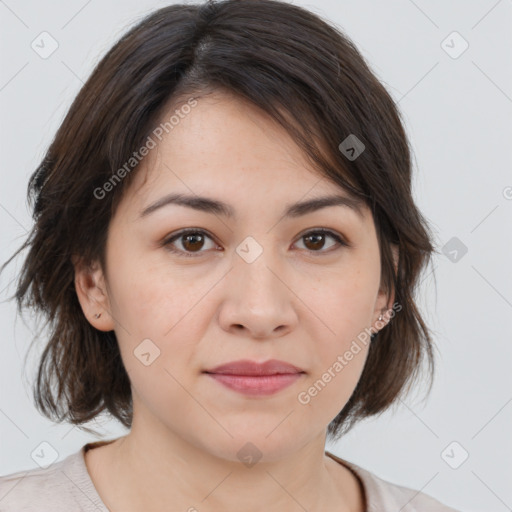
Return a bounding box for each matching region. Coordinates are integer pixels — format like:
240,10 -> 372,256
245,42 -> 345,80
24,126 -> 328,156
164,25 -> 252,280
161,228 -> 221,257
294,228 -> 349,253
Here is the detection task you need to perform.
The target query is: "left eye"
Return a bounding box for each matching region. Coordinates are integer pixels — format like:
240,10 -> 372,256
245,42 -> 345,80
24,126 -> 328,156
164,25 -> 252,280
294,229 -> 347,253
162,228 -> 347,258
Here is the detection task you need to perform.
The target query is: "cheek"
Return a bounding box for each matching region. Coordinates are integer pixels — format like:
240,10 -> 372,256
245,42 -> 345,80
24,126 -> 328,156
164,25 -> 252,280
307,263 -> 380,343
113,278 -> 205,423
296,349 -> 368,428
108,260 -> 213,387
296,261 -> 378,410
296,286 -> 372,422
106,238 -> 203,339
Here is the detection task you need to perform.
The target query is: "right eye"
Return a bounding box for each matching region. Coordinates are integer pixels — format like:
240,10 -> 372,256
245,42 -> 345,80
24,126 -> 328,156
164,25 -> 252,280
162,229 -> 220,258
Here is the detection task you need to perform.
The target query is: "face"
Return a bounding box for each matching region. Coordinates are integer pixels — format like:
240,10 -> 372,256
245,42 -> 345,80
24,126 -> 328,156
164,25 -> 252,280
75,91 -> 395,462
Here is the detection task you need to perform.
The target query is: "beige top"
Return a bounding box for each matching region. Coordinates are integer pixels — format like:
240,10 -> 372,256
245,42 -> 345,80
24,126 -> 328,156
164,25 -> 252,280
0,440 -> 461,511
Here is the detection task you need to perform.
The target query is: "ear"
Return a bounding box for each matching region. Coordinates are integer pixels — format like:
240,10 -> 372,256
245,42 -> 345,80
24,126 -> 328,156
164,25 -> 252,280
72,255 -> 115,332
372,243 -> 399,329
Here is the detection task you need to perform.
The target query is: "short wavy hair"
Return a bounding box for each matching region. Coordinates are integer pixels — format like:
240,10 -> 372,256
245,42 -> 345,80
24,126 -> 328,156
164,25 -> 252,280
1,0 -> 439,441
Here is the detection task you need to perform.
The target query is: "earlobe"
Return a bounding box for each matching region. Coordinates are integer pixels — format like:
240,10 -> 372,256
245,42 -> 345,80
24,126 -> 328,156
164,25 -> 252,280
72,256 -> 115,331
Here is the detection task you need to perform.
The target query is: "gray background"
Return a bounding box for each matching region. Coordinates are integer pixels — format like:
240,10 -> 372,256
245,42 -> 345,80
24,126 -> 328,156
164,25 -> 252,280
1,1 -> 511,511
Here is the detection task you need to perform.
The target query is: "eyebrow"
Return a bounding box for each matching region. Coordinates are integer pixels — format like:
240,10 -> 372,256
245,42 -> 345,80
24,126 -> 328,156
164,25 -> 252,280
138,192 -> 366,221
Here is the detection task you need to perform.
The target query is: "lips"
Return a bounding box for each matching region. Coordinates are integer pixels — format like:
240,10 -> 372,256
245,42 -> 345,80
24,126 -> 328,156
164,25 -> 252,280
203,359 -> 305,396
204,359 -> 305,376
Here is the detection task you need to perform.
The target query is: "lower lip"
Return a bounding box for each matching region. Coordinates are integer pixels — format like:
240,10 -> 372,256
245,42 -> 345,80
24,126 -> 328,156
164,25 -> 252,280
205,373 -> 303,396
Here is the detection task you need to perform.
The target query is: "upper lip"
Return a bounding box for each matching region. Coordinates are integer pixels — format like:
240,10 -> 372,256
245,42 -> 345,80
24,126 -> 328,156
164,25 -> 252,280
204,359 -> 305,376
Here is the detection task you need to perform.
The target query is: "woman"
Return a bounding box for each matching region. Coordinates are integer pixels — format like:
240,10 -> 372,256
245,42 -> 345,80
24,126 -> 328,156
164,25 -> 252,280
0,0 -> 461,510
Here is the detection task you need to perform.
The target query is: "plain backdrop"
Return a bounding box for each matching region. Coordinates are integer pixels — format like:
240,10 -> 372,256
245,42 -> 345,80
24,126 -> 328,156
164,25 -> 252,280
1,1 -> 511,511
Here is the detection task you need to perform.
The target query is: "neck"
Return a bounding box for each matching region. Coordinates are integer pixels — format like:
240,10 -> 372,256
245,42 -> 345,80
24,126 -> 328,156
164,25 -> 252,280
91,416 -> 359,512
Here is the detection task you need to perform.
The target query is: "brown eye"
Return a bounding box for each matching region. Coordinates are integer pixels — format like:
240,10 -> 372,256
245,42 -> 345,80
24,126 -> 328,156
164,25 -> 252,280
163,229 -> 218,257
162,227 -> 348,259
181,233 -> 205,252
303,233 -> 328,251
294,229 -> 347,254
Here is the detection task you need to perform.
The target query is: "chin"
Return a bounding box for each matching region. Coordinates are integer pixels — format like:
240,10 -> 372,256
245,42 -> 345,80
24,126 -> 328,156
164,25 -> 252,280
194,423 -> 314,465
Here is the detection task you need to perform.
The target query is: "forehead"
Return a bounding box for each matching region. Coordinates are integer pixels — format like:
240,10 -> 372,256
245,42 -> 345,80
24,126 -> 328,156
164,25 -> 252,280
121,91 -> 369,222
148,91 -> 317,177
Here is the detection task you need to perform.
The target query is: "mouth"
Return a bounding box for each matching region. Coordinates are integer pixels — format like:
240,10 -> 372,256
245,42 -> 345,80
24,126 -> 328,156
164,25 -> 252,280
203,359 -> 305,396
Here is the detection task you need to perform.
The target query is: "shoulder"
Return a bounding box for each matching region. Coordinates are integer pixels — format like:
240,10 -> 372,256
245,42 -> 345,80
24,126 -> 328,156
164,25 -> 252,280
326,452 -> 462,512
0,456 -> 72,512
0,446 -> 107,512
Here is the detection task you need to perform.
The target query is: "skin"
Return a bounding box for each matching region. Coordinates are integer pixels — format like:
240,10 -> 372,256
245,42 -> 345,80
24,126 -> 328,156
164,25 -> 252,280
74,90 -> 398,512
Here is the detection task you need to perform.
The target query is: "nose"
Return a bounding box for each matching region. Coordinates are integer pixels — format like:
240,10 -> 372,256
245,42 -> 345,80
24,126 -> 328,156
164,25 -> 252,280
217,248 -> 298,340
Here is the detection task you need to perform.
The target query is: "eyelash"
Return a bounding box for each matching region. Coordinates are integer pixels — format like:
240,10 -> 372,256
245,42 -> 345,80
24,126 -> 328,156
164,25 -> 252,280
161,228 -> 349,258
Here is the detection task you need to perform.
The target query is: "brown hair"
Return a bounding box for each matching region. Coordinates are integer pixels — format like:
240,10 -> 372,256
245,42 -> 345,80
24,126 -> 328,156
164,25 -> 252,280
0,0 -> 439,440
